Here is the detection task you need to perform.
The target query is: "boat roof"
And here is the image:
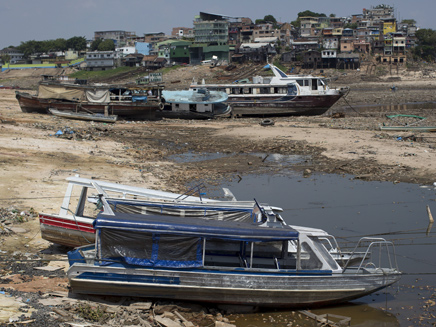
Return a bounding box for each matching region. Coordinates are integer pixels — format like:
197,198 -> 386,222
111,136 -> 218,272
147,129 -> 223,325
190,64 -> 324,88
94,212 -> 299,241
66,176 -> 219,202
162,89 -> 228,104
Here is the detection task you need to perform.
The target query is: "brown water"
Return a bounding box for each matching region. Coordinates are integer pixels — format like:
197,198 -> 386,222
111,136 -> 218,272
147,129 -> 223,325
203,172 -> 436,326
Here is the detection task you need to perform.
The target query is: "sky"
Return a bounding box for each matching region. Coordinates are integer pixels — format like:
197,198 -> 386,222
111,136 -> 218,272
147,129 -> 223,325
1,0 -> 435,50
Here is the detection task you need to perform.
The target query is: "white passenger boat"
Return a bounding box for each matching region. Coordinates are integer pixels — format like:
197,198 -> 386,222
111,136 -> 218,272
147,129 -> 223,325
67,212 -> 401,307
190,64 -> 348,117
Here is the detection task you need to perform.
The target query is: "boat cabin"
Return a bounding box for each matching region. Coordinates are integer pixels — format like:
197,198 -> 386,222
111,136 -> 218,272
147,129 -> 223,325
190,64 -> 330,97
90,213 -> 342,273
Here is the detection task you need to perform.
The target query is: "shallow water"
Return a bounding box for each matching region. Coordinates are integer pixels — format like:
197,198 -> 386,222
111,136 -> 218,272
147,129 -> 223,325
199,172 -> 436,326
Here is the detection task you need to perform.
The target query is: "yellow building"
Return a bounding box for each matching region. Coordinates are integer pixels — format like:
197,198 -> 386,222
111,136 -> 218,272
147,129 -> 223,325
382,18 -> 396,35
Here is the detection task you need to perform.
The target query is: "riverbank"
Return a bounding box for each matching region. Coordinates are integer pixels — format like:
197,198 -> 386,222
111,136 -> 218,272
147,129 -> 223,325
1,64 -> 436,325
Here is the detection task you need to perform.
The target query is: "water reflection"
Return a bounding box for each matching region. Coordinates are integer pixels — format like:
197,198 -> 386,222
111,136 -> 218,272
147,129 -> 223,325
201,173 -> 436,325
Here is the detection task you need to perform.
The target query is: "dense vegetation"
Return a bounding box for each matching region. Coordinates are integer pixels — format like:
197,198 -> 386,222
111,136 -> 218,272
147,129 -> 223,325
414,29 -> 436,62
16,36 -> 87,58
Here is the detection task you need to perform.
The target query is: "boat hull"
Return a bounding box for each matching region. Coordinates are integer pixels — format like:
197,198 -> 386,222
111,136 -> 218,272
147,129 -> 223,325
39,214 -> 95,247
227,94 -> 343,116
48,108 -> 117,123
68,264 -> 401,307
16,91 -> 158,119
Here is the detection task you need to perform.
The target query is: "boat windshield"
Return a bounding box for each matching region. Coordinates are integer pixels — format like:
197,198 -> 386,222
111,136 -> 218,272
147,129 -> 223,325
308,236 -> 339,270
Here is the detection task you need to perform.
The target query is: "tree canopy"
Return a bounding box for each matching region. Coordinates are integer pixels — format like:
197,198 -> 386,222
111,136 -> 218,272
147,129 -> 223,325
297,10 -> 326,18
97,39 -> 115,51
17,36 -> 87,57
255,15 -> 279,28
401,19 -> 416,25
291,10 -> 327,29
414,28 -> 436,62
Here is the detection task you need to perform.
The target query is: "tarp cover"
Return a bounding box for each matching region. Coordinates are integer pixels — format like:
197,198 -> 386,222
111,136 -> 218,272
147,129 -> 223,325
85,89 -> 111,103
109,202 -> 255,223
38,85 -> 84,101
100,229 -> 202,268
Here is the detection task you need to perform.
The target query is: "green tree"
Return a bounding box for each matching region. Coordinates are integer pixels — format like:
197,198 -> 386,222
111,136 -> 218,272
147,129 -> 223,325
97,39 -> 115,51
66,36 -> 87,51
91,38 -> 102,51
17,40 -> 43,57
291,10 -> 327,29
401,19 -> 416,25
329,13 -> 336,18
344,23 -> 358,29
53,38 -> 68,51
414,28 -> 436,61
264,14 -> 279,28
297,10 -> 326,18
1,54 -> 10,64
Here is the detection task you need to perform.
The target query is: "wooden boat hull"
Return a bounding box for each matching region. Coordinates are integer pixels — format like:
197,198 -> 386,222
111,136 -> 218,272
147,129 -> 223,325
16,91 -> 158,119
68,264 -> 401,307
227,94 -> 344,116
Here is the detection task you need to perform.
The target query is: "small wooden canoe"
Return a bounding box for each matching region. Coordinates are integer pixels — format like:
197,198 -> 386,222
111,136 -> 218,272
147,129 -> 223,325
49,108 -> 117,123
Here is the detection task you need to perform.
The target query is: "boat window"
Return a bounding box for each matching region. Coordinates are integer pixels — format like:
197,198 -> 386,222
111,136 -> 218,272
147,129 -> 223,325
287,84 -> 297,96
69,186 -> 101,219
243,87 -> 252,94
311,79 -> 318,91
296,80 -> 304,87
100,229 -> 154,264
304,80 -> 309,87
99,230 -> 202,268
204,238 -> 245,267
300,242 -> 322,269
157,234 -> 201,264
308,236 -> 338,270
251,241 -> 285,269
260,87 -> 270,94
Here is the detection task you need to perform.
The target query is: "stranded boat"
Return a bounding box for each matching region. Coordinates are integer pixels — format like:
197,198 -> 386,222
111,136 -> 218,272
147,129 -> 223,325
48,108 -> 118,123
158,89 -> 231,119
67,212 -> 401,307
15,80 -> 163,119
39,176 -> 278,247
190,64 -> 348,117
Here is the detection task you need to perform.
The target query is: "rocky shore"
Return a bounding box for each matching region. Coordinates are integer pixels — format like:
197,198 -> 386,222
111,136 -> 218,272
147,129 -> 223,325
1,63 -> 436,326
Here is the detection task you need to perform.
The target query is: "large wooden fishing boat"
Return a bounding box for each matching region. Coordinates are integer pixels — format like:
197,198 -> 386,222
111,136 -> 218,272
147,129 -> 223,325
16,81 -> 163,119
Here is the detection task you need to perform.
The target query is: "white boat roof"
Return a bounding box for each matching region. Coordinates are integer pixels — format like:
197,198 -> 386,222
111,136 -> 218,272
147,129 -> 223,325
161,89 -> 228,104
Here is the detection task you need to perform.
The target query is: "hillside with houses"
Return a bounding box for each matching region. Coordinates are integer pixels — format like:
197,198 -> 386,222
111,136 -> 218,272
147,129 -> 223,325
0,5 -> 434,75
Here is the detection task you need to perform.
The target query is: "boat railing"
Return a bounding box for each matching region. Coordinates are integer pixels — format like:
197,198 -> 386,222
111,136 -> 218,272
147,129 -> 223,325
342,237 -> 398,274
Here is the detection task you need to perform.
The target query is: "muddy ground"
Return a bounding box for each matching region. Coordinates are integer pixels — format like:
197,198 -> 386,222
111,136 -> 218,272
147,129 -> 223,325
1,63 -> 436,326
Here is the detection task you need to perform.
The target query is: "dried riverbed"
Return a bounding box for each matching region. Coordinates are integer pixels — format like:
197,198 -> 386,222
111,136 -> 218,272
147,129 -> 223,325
1,64 -> 436,325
